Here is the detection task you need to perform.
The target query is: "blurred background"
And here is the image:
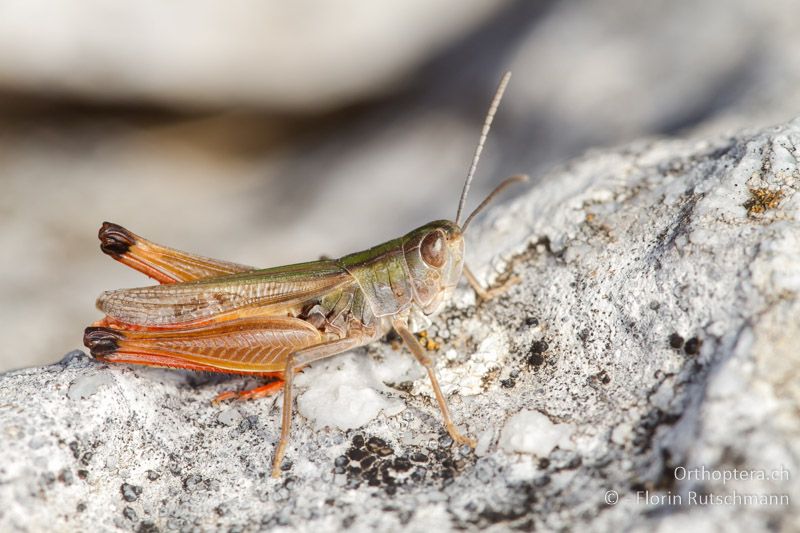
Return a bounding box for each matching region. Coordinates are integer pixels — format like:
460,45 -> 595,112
1,0 -> 799,371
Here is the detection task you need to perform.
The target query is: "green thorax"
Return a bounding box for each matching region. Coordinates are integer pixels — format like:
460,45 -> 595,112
337,235 -> 415,318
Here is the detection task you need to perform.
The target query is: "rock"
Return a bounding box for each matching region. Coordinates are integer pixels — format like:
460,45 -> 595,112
498,410 -> 574,456
1,120 -> 799,531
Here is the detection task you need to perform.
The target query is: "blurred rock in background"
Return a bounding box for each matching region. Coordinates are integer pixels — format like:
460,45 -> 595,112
1,0 -> 799,371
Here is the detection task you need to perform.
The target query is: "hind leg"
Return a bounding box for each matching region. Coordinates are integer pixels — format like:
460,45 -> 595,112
97,222 -> 254,283
212,379 -> 285,404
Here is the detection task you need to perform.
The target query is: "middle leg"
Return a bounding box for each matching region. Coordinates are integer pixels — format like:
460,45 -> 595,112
393,319 -> 476,448
270,336 -> 369,478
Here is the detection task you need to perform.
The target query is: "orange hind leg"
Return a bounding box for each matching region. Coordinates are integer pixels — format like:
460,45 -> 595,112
212,380 -> 285,404
97,222 -> 254,283
84,327 -> 287,404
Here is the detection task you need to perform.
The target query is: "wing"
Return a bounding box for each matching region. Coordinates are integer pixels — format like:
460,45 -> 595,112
96,260 -> 355,327
98,222 -> 255,284
84,316 -> 325,373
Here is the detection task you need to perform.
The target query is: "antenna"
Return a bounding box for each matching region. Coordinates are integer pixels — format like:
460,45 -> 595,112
454,71 -> 512,226
461,174 -> 529,233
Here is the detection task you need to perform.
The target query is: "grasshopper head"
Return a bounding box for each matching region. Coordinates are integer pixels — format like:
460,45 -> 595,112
402,220 -> 464,316
399,72 -> 526,319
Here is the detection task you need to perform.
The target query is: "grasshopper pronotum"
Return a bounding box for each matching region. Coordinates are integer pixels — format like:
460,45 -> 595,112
84,72 -> 526,478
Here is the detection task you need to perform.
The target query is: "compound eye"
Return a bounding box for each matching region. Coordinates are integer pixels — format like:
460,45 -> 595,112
420,230 -> 446,268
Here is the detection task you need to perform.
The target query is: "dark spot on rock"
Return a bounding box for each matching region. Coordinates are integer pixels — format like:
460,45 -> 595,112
500,378 -> 516,389
668,333 -> 684,349
633,409 -> 681,452
215,503 -> 229,516
77,469 -> 88,480
342,435 -> 471,490
410,467 -> 427,483
524,317 -> 539,327
348,448 -> 368,462
594,370 -> 611,385
366,437 -> 393,456
538,458 -> 550,469
121,483 -> 143,502
334,455 -> 348,468
684,337 -> 702,355
388,381 -> 414,393
136,521 -> 159,533
123,506 -> 137,521
146,470 -> 160,481
80,452 -> 93,465
352,435 -> 365,449
76,502 -> 86,513
527,352 -> 544,368
68,441 -> 80,459
411,453 -> 429,463
58,469 -> 74,485
653,449 -> 680,491
393,457 -> 412,472
183,475 -> 204,491
531,340 -> 548,353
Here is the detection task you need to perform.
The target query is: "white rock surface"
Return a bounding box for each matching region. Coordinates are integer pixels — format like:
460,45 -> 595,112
499,410 -> 574,456
1,120 -> 799,531
295,353 -> 406,431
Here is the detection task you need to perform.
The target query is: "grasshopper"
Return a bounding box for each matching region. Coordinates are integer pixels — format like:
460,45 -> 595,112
84,72 -> 526,478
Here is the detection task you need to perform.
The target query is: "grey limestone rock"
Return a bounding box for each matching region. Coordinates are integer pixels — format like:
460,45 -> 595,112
1,120 -> 799,531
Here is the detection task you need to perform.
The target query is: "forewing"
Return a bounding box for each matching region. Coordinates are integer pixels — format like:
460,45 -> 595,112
84,316 -> 324,373
99,222 -> 255,283
97,260 -> 353,327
